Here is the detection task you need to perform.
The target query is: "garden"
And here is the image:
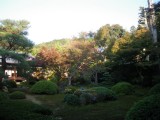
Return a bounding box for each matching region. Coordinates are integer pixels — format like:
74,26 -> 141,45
1,0 -> 160,120
0,79 -> 159,120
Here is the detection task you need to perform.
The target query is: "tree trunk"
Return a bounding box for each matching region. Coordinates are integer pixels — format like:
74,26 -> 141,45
1,55 -> 6,77
0,55 -> 6,88
148,0 -> 157,43
95,72 -> 98,84
68,76 -> 72,86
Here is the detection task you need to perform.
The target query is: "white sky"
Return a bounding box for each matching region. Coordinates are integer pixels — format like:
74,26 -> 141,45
0,0 -> 159,44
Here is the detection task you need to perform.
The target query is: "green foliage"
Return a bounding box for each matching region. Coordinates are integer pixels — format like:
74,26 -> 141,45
0,19 -> 34,83
0,92 -> 9,101
0,100 -> 53,120
125,94 -> 160,120
94,24 -> 125,47
2,79 -> 17,88
90,87 -> 117,102
74,89 -> 83,96
30,80 -> 58,94
32,39 -> 70,55
152,75 -> 160,84
0,68 -> 5,78
0,19 -> 34,51
79,92 -> 94,105
64,86 -> 77,94
9,91 -> 26,99
149,83 -> 160,95
50,76 -> 59,84
112,82 -> 134,95
64,94 -> 80,105
100,72 -> 114,87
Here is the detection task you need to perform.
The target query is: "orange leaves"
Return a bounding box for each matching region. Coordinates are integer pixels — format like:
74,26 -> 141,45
135,28 -> 150,39
36,46 -> 61,69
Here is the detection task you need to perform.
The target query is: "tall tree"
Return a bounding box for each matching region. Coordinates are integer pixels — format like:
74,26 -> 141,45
0,19 -> 34,81
94,24 -> 125,47
63,40 -> 96,85
154,1 -> 160,42
147,0 -> 157,42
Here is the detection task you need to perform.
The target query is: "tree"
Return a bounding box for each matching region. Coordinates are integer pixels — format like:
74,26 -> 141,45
94,24 -> 126,47
35,46 -> 62,80
108,27 -> 154,85
63,40 -> 96,85
138,7 -> 148,28
154,1 -> 160,42
0,19 -> 34,81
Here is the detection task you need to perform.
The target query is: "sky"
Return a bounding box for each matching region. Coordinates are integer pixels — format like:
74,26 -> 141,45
0,0 -> 159,44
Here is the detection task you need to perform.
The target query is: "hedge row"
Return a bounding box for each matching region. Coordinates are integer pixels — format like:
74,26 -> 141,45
64,86 -> 117,105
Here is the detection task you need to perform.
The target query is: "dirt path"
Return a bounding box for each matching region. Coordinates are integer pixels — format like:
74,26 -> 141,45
26,94 -> 42,105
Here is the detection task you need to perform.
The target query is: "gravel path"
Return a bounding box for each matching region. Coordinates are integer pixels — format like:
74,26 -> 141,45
26,94 -> 42,105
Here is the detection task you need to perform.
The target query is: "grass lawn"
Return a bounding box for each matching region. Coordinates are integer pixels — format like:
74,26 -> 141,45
0,99 -> 54,120
0,86 -> 148,120
34,86 -> 149,120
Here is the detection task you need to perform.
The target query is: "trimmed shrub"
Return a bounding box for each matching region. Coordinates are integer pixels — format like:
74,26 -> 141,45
125,94 -> 160,120
30,80 -> 58,94
2,79 -> 17,88
74,89 -> 83,96
111,82 -> 134,95
149,83 -> 160,95
64,86 -> 77,94
9,91 -> 26,99
0,92 -> 9,101
80,92 -> 94,105
90,87 -> 117,102
64,94 -> 80,105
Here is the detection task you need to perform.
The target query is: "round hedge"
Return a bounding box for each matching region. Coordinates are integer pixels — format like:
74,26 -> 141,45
64,94 -> 80,105
64,86 -> 77,94
80,93 -> 94,105
0,92 -> 9,101
125,94 -> 160,120
9,91 -> 26,99
111,82 -> 134,95
90,87 -> 117,102
30,80 -> 58,94
149,83 -> 160,95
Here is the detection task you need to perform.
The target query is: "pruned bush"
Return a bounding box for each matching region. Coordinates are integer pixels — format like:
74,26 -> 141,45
90,87 -> 117,102
74,89 -> 83,96
9,91 -> 26,99
2,79 -> 17,88
80,92 -> 94,105
64,94 -> 80,105
64,86 -> 117,106
0,92 -> 9,101
111,82 -> 134,95
30,80 -> 58,94
64,86 -> 77,94
149,83 -> 160,95
125,94 -> 160,120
